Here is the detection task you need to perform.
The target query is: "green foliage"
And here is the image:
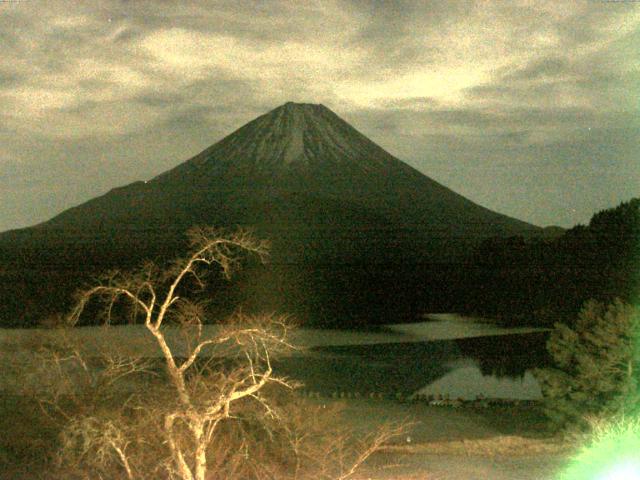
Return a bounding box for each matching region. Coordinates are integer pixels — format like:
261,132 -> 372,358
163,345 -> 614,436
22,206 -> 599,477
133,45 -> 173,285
461,198 -> 640,327
534,299 -> 640,432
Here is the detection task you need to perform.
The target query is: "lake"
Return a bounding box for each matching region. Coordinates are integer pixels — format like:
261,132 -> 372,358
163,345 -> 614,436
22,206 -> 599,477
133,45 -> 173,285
277,314 -> 551,400
1,314 -> 552,400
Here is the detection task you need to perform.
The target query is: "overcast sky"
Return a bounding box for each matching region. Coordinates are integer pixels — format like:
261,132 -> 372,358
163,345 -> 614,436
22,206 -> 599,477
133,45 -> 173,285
1,0 -> 638,232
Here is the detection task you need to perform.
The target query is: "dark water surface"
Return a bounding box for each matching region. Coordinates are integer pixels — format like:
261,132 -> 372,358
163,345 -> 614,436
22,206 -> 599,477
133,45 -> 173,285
273,331 -> 551,399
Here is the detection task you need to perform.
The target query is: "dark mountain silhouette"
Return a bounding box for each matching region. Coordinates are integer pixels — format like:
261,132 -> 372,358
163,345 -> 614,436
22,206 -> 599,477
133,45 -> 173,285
0,102 -> 541,327
33,102 -> 536,243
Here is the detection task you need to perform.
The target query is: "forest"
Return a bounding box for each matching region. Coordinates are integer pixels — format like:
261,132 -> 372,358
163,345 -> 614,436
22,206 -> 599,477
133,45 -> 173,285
0,199 -> 637,329
457,198 -> 639,327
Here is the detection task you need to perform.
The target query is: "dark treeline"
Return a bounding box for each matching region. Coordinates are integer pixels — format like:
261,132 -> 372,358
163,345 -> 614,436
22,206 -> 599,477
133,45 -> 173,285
455,198 -> 639,327
0,199 -> 637,329
0,224 -> 451,328
0,229 -> 185,327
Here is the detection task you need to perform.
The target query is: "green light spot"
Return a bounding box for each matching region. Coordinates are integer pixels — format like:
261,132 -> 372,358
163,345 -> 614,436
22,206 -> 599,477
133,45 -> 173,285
558,417 -> 640,480
600,460 -> 640,480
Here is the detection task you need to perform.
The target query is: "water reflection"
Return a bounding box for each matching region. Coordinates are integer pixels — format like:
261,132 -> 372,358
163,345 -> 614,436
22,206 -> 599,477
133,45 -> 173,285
414,359 -> 543,400
275,327 -> 551,399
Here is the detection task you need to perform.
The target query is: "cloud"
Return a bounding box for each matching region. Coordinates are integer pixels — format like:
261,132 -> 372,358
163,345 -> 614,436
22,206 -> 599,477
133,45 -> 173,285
0,0 -> 638,231
503,56 -> 569,81
139,27 -> 360,86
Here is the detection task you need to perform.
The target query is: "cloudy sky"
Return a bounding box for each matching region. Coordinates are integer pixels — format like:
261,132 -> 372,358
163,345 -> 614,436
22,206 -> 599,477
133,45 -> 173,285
1,0 -> 638,232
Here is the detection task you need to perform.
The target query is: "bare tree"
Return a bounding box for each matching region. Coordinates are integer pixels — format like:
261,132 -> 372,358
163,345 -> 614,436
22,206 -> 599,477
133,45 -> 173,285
25,227 -> 404,480
58,227 -> 298,480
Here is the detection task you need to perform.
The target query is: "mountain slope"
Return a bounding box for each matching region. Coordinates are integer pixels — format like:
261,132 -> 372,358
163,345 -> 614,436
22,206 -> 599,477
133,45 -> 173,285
35,102 -> 537,248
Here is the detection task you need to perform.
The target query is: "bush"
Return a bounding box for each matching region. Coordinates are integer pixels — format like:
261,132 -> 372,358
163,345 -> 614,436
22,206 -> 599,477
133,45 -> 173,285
534,299 -> 640,432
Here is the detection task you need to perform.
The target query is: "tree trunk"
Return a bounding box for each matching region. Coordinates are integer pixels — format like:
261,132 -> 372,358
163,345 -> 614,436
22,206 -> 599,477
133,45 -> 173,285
193,421 -> 208,480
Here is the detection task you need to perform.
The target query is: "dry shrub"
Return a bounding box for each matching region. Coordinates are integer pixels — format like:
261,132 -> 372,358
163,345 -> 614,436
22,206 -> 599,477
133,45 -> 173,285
35,353 -> 402,480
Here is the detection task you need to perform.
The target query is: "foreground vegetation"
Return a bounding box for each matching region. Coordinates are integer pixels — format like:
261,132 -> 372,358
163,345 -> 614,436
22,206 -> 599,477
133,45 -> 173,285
1,390 -> 570,480
535,299 -> 640,433
533,298 -> 640,479
5,228 -> 403,480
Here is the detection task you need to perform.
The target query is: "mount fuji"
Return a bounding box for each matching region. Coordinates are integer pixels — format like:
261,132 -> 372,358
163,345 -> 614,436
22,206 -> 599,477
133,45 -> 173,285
0,102 -> 540,326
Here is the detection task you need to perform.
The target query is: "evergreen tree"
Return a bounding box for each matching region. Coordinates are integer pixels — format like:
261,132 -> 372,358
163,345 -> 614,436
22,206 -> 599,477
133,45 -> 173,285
534,299 -> 640,432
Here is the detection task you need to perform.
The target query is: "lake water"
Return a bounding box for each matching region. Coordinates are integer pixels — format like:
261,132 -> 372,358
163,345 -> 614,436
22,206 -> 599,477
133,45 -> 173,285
1,314 -> 551,399
277,314 -> 551,400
